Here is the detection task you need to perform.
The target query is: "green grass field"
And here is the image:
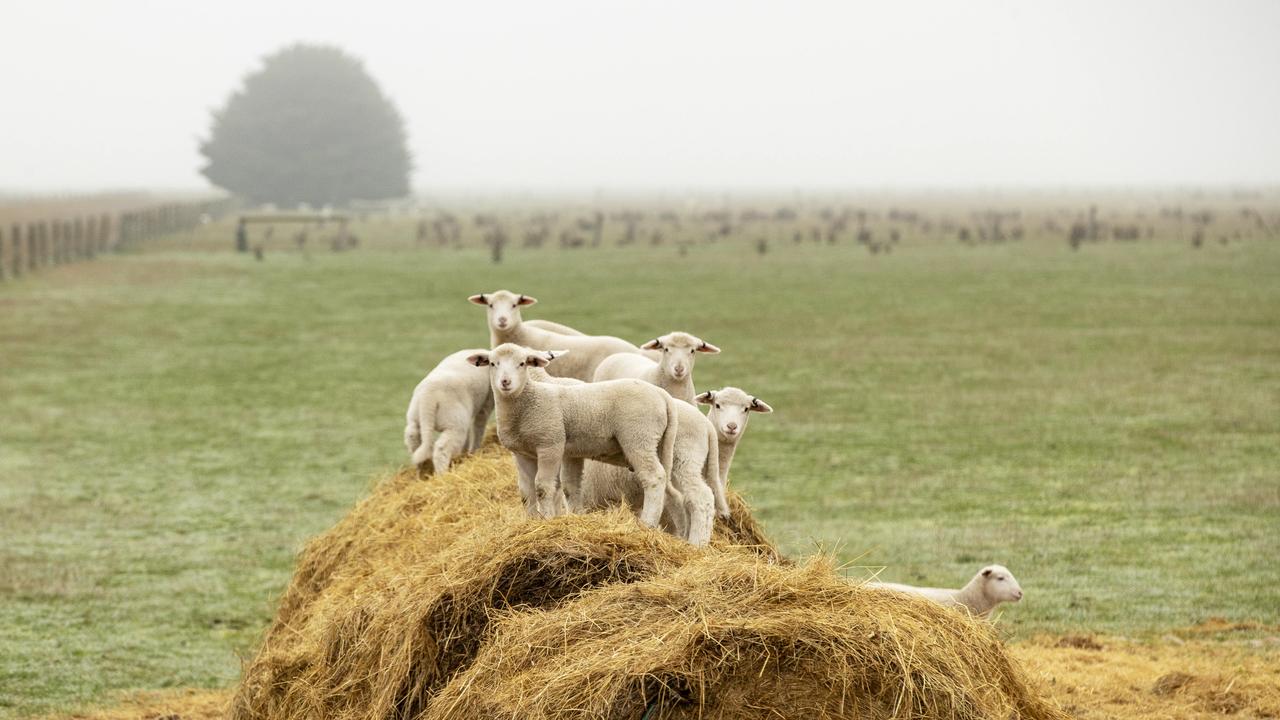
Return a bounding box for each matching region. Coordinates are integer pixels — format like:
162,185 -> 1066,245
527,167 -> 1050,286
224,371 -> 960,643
2,221 -> 1278,717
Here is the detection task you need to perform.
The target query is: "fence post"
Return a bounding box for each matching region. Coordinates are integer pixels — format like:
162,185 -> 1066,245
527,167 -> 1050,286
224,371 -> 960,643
99,213 -> 111,253
0,226 -> 6,282
84,216 -> 95,259
11,224 -> 22,277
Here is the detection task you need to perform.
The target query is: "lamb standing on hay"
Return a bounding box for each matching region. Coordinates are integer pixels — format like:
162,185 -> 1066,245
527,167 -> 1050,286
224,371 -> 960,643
468,290 -> 639,381
697,386 -> 774,519
593,331 -> 720,404
403,349 -> 494,472
467,344 -> 679,522
870,564 -> 1025,617
580,399 -> 719,545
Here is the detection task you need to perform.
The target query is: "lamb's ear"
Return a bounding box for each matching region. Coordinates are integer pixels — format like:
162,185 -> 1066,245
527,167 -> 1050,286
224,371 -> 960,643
516,294 -> 537,306
543,349 -> 570,363
749,397 -> 773,413
696,341 -> 721,354
641,338 -> 663,351
526,350 -> 558,368
468,294 -> 489,306
466,352 -> 491,367
981,568 -> 993,577
695,391 -> 715,405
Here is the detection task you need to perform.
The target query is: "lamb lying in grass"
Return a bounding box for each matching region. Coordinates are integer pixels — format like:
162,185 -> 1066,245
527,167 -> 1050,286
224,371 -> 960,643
469,290 -> 639,381
467,344 -> 678,522
869,565 -> 1024,617
593,331 -> 720,404
404,349 -> 494,472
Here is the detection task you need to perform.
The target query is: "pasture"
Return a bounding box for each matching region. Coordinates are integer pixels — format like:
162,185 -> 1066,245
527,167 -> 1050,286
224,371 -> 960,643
1,196 -> 1278,717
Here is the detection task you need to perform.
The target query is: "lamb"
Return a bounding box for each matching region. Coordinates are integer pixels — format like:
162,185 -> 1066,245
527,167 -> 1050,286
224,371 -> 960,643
593,331 -> 720,404
868,565 -> 1024,617
696,386 -> 773,518
525,319 -> 584,336
466,344 -> 679,523
468,290 -> 640,381
579,400 -> 719,545
403,349 -> 494,472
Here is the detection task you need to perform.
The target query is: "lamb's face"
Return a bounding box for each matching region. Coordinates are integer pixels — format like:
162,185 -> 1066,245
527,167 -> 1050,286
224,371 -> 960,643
468,343 -> 554,398
980,565 -> 1024,605
696,386 -> 772,442
642,332 -> 719,383
468,290 -> 536,333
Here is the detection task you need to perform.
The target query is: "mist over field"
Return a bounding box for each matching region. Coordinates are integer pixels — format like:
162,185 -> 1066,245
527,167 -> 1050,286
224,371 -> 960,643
3,3 -> 1280,720
2,0 -> 1280,193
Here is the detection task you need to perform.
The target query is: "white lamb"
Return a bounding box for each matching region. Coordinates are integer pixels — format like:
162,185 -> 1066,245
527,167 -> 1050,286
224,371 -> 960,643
466,344 -> 679,523
468,290 -> 640,381
869,565 -> 1025,617
525,319 -> 584,336
403,349 -> 494,472
579,400 -> 719,545
696,386 -> 774,518
593,331 -> 720,404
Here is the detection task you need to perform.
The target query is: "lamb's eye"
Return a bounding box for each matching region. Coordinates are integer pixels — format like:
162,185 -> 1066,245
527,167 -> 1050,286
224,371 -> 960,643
715,404 -> 721,409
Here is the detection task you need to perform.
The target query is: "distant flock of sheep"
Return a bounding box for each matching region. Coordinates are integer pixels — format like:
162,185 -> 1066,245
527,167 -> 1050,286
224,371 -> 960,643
403,289 -> 1024,617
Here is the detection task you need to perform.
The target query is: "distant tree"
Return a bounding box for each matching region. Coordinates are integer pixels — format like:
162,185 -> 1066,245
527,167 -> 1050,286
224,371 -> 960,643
199,44 -> 411,206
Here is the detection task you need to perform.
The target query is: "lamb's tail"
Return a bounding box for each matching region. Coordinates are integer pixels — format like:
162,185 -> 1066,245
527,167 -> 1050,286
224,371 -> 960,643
658,395 -> 678,482
408,397 -> 438,467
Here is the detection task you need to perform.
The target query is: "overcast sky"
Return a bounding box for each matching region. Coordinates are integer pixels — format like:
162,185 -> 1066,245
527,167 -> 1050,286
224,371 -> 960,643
2,0 -> 1278,193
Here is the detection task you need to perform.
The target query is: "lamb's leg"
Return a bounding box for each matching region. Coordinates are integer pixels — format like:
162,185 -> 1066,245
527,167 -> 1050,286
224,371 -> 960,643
679,475 -> 715,546
432,427 -> 469,474
514,453 -> 539,516
659,483 -> 688,538
470,396 -> 494,451
533,446 -> 565,519
624,450 -> 666,528
560,457 -> 585,512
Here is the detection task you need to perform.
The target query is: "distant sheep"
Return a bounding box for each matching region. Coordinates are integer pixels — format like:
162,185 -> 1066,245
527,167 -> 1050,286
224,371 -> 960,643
869,565 -> 1024,617
467,344 -> 678,523
404,349 -> 494,473
593,331 -> 720,404
469,290 -> 640,381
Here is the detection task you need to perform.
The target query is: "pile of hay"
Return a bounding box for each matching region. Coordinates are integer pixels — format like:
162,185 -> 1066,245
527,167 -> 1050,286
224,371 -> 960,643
231,442 -> 1066,720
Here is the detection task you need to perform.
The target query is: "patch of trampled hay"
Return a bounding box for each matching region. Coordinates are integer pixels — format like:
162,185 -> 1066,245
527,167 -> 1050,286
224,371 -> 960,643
427,555 -> 1064,720
231,442 -> 1064,720
1014,634 -> 1280,719
711,489 -> 789,563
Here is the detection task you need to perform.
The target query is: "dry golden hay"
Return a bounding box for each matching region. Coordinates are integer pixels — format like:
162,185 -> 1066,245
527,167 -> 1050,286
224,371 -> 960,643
230,442 -> 1064,720
427,554 -> 1064,720
1012,633 -> 1280,719
53,688 -> 227,720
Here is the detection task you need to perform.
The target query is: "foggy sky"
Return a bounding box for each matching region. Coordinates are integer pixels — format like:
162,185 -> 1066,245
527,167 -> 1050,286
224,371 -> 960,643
3,0 -> 1279,193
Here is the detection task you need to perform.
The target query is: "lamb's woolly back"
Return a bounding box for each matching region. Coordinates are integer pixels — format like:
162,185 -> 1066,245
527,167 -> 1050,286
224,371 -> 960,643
594,331 -> 719,404
403,349 -> 494,472
870,564 -> 1024,618
469,343 -> 679,524
469,290 -> 640,381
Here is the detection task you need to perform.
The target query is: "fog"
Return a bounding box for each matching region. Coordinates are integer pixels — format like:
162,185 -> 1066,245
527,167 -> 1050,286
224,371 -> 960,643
3,0 -> 1278,193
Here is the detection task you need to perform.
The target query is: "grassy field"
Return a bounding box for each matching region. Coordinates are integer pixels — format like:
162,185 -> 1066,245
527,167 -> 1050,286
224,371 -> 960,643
1,219 -> 1278,717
